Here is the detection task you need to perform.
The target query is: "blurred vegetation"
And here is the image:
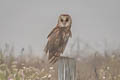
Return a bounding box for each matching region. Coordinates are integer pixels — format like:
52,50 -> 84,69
0,41 -> 120,80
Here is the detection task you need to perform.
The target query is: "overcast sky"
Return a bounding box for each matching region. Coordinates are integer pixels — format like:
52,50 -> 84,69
0,0 -> 120,55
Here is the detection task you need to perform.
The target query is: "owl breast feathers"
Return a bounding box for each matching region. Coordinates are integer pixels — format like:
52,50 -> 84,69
44,14 -> 72,63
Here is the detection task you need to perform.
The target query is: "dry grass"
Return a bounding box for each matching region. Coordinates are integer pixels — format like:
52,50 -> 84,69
0,44 -> 120,80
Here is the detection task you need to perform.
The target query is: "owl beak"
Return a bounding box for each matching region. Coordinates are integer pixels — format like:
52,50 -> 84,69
63,22 -> 66,26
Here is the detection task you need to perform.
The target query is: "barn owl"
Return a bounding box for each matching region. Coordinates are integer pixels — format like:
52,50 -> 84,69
44,14 -> 72,63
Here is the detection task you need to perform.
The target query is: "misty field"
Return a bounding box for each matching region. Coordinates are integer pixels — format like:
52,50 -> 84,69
0,43 -> 120,80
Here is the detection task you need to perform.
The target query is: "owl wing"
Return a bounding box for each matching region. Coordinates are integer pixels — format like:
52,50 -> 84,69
44,27 -> 61,60
47,27 -> 58,39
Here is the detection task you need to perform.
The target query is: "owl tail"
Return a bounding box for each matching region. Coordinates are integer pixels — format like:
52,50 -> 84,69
49,52 -> 60,64
49,56 -> 58,64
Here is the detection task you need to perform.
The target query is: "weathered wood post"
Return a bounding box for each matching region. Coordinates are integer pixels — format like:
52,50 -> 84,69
58,57 -> 76,80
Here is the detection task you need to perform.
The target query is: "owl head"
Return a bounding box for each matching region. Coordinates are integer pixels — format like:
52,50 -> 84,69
58,14 -> 72,28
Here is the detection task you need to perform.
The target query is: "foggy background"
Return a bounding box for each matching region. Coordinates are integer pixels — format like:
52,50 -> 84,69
0,0 -> 120,56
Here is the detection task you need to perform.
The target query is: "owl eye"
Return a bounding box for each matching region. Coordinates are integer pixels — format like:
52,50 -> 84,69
66,18 -> 69,22
61,19 -> 63,22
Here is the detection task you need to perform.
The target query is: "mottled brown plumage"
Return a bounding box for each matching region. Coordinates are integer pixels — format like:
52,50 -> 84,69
44,14 -> 72,63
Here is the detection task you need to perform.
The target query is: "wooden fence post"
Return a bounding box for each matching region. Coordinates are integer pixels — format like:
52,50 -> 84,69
58,57 -> 76,80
